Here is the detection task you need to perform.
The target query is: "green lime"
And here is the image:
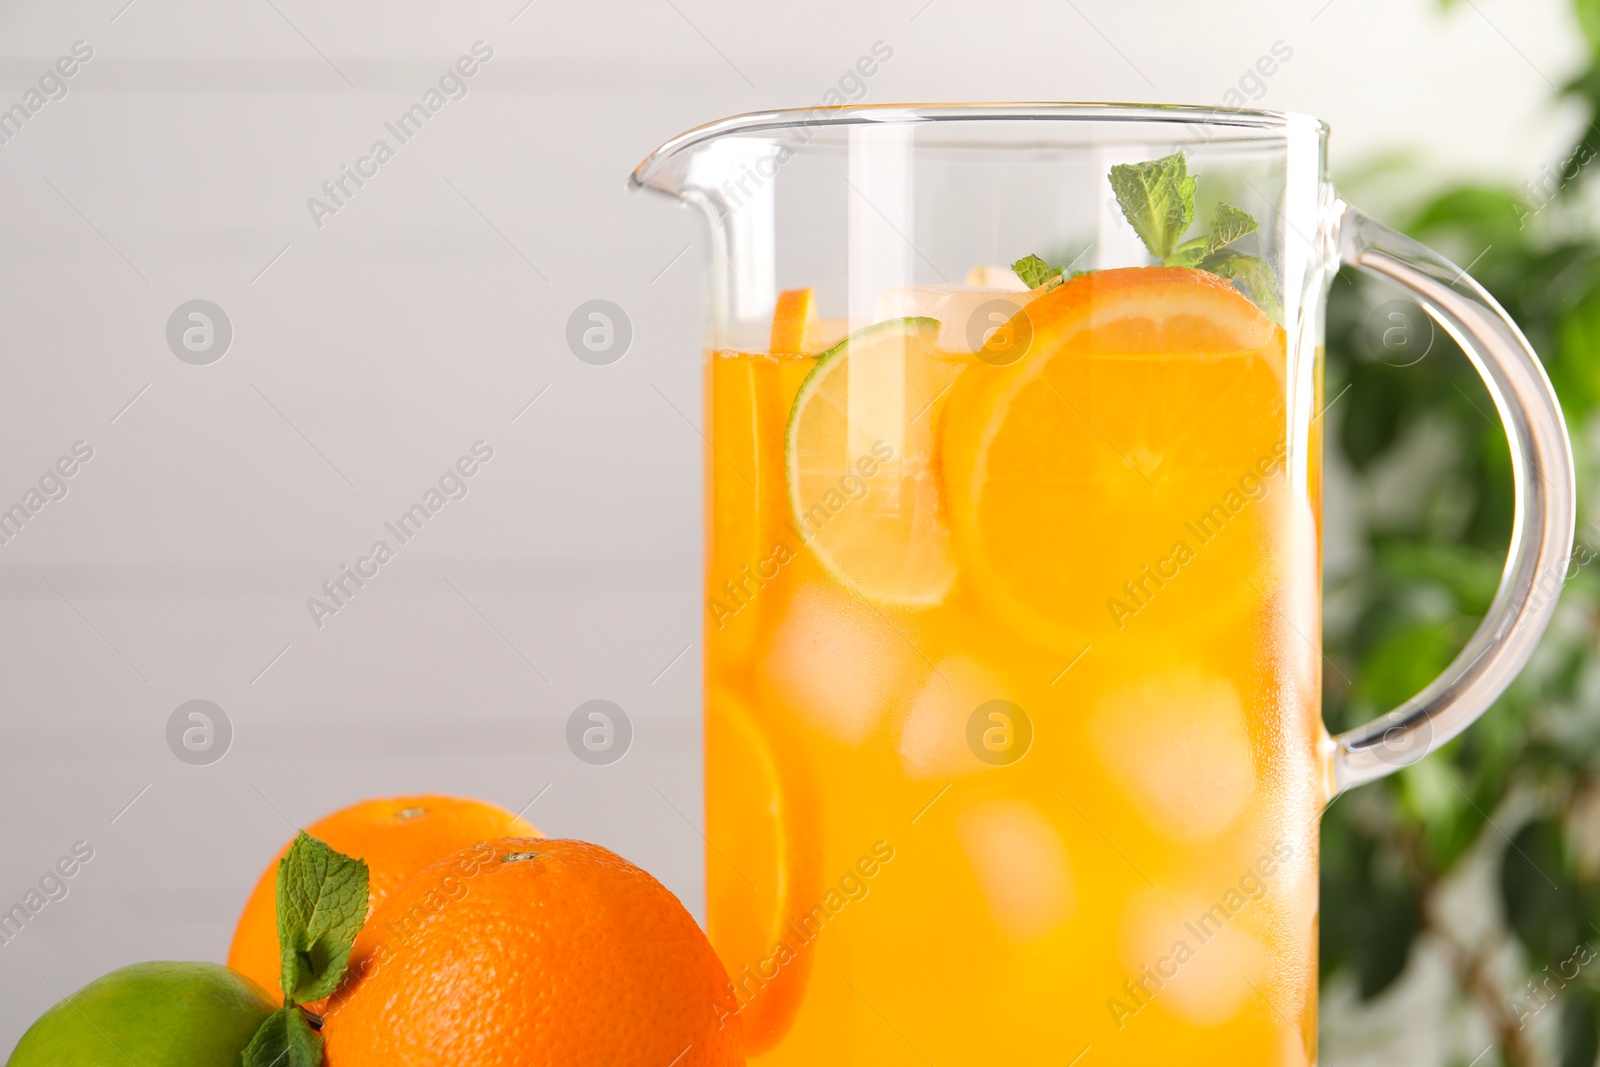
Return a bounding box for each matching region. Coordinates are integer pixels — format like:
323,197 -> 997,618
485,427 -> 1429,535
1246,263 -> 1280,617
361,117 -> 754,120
8,961 -> 277,1067
784,316 -> 963,607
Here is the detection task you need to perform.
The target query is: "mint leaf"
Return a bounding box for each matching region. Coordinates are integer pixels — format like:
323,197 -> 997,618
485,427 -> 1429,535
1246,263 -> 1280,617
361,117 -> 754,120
276,831 -> 369,1005
1166,203 -> 1260,267
1201,251 -> 1284,323
243,1006 -> 323,1067
1110,152 -> 1196,259
1108,155 -> 1257,267
1206,202 -> 1259,252
1012,254 -> 1064,289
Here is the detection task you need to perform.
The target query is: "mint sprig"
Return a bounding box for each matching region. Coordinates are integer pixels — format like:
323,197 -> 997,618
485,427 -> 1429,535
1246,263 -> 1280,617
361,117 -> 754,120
1110,152 -> 1261,269
1010,152 -> 1283,321
1108,152 -> 1280,318
276,831 -> 369,1004
242,832 -> 371,1067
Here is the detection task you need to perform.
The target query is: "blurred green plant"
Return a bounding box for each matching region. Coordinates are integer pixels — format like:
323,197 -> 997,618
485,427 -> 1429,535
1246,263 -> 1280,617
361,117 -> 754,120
1321,4 -> 1600,1064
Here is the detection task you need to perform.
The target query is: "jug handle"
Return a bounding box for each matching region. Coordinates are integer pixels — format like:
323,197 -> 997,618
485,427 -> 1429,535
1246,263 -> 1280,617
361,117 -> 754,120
1328,202 -> 1576,795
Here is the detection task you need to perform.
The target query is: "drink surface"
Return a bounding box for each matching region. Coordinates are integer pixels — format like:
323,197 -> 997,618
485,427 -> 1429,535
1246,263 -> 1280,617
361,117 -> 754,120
704,268 -> 1326,1065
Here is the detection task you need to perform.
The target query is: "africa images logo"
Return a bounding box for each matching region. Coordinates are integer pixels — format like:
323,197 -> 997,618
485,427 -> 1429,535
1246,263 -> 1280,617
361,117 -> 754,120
0,40 -> 93,147
305,41 -> 494,229
305,441 -> 494,628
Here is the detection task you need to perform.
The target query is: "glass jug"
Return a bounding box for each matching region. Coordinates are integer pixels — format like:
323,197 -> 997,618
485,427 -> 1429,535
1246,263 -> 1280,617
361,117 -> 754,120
631,105 -> 1575,1065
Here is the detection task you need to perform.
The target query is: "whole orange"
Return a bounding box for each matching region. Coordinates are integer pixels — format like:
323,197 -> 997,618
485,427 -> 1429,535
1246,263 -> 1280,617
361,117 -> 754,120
227,794 -> 538,998
321,837 -> 744,1067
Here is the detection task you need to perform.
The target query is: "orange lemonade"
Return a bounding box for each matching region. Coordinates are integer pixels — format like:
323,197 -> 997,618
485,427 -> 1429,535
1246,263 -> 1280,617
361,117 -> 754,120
704,267 -> 1325,1064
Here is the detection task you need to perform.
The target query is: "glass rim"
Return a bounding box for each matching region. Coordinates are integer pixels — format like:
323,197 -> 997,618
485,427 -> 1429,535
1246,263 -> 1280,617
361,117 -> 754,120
630,102 -> 1330,191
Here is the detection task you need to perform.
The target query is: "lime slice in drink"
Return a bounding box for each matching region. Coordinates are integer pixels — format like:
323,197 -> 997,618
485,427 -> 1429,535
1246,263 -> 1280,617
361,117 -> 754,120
784,317 -> 961,606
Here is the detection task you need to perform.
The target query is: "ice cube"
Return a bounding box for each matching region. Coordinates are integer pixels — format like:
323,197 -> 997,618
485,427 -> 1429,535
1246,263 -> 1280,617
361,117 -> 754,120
965,265 -> 1030,290
872,285 -> 1030,354
1092,669 -> 1256,842
1120,888 -> 1269,1028
898,656 -> 1008,779
955,800 -> 1074,941
760,583 -> 923,743
1157,920 -> 1268,1027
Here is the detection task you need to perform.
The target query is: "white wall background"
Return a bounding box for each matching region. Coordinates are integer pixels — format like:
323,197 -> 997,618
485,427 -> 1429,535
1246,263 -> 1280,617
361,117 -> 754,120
0,0 -> 1585,1055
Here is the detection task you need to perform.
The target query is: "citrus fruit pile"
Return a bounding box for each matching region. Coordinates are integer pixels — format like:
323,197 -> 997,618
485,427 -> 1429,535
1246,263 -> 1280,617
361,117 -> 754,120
8,795 -> 743,1067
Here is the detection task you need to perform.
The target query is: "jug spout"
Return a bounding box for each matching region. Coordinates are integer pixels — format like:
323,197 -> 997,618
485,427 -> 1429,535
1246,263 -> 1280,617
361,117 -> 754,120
630,108 -> 806,204
633,106 -> 945,337
631,112 -> 807,330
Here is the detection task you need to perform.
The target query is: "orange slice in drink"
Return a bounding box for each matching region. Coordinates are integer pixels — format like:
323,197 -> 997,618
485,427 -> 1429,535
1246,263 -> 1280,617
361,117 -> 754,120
705,689 -> 822,1054
785,317 -> 962,606
708,352 -> 794,659
940,266 -> 1288,649
770,287 -> 819,354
